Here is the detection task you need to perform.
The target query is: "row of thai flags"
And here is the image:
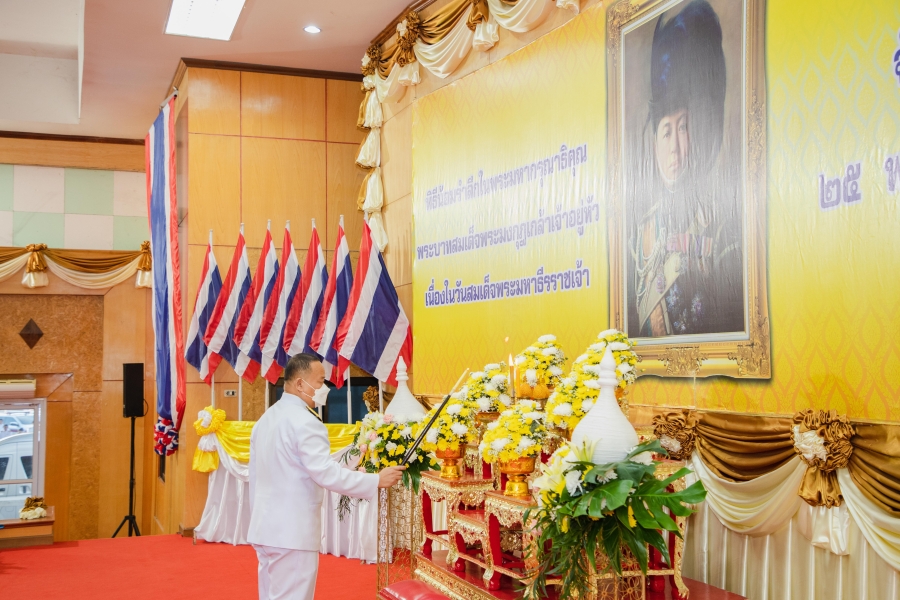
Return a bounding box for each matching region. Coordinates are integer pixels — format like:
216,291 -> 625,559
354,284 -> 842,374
184,218 -> 412,393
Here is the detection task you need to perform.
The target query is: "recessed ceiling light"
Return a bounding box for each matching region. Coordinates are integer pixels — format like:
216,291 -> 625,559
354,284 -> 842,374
304,25 -> 321,34
165,0 -> 247,41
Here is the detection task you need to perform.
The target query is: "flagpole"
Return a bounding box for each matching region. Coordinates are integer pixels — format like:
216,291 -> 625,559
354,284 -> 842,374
238,379 -> 243,421
346,371 -> 352,424
265,382 -> 270,410
211,373 -> 216,408
378,380 -> 384,412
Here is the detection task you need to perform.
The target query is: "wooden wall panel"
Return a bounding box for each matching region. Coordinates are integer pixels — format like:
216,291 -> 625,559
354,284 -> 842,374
326,79 -> 365,144
325,143 -> 367,251
181,382 -> 211,529
381,106 -> 412,204
44,398 -> 72,542
101,285 -> 149,381
241,137 -> 326,248
187,133 -> 241,246
187,68 -> 241,136
97,381 -> 146,537
69,390 -> 101,540
242,73 -> 326,141
383,193 -> 412,287
0,137 -> 144,172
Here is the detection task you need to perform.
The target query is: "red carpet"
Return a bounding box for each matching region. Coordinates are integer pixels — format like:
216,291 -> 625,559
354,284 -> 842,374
0,534 -> 376,599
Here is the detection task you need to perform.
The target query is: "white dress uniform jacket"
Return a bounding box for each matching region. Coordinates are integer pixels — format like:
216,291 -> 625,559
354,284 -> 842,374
248,393 -> 378,551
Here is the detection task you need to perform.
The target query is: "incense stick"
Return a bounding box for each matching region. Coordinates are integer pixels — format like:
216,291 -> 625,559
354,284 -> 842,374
400,368 -> 469,466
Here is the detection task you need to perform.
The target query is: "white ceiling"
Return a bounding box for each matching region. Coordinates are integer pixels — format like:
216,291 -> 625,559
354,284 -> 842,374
0,0 -> 409,139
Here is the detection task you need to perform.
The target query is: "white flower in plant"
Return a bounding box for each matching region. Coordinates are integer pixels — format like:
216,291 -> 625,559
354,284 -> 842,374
497,394 -> 512,406
659,435 -> 681,454
446,403 -> 463,415
385,441 -> 397,452
583,379 -> 601,389
597,329 -> 619,338
484,363 -> 500,371
484,382 -> 497,392
526,346 -> 539,353
490,374 -> 507,387
476,397 -> 492,411
515,355 -> 526,365
564,470 -> 584,496
490,437 -> 510,452
541,347 -> 558,357
581,399 -> 594,412
552,402 -> 573,417
524,411 -> 544,421
471,371 -> 485,380
450,423 -> 469,437
630,451 -> 653,465
617,363 -> 634,374
486,421 -> 500,431
500,409 -> 514,418
538,334 -> 557,343
582,364 -> 603,376
598,469 -> 618,484
575,353 -> 589,363
425,429 -> 439,444
400,426 -> 413,438
549,366 -> 563,376
608,342 -> 630,351
525,369 -> 538,386
589,342 -> 607,352
478,441 -> 486,454
517,436 -> 536,453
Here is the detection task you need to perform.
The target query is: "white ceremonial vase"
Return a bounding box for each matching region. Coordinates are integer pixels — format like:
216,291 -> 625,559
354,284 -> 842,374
384,357 -> 427,420
569,347 -> 638,463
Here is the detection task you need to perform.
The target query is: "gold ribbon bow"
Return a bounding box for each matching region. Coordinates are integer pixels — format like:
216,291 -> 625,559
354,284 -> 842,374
137,241 -> 152,271
23,496 -> 47,510
25,244 -> 48,272
652,409 -> 699,461
396,11 -> 421,67
792,409 -> 855,508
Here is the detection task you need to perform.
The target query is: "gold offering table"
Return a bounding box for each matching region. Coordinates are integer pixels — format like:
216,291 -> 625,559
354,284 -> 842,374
413,458 -> 693,600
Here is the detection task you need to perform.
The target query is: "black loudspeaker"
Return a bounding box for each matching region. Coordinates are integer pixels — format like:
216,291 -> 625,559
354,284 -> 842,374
123,363 -> 144,418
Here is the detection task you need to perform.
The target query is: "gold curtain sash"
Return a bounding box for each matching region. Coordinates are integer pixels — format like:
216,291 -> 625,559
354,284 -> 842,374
695,412 -> 795,482
792,409 -> 855,508
848,423 -> 900,515
0,243 -> 151,274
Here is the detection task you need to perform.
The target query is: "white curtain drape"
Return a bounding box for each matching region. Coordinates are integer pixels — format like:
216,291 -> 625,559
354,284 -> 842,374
357,127 -> 381,168
46,255 -> 148,290
486,0 -> 556,33
414,14 -> 498,79
0,254 -> 28,283
684,500 -> 900,600
839,469 -> 900,572
691,452 -> 806,536
195,431 -> 251,545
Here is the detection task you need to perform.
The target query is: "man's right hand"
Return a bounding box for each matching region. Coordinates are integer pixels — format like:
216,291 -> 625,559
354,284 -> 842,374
377,465 -> 407,488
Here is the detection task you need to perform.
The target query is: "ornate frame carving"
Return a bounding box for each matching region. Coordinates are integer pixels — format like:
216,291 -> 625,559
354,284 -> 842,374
606,0 -> 770,379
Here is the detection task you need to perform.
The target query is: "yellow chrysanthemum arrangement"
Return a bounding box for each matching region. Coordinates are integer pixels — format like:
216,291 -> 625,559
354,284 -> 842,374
462,362 -> 512,413
544,329 -> 638,430
514,334 -> 567,391
345,411 -> 437,495
479,400 -> 548,463
420,397 -> 478,453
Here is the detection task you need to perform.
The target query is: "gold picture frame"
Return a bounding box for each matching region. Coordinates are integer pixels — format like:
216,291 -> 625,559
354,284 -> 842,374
606,0 -> 770,378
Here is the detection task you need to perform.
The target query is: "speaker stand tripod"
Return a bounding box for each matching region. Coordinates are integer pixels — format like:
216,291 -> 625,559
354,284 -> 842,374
112,416 -> 141,537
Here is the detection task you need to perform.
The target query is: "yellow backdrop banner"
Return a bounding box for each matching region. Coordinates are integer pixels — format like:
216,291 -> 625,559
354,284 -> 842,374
411,0 -> 900,420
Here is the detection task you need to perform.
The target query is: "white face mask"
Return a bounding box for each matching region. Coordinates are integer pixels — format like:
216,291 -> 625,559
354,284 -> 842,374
300,378 -> 330,407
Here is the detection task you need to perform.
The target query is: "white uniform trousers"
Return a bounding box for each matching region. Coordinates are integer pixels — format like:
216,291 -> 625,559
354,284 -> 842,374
253,544 -> 319,600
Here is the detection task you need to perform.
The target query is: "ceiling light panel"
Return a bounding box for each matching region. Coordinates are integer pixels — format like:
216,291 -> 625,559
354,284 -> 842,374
165,0 -> 247,41
304,25 -> 321,34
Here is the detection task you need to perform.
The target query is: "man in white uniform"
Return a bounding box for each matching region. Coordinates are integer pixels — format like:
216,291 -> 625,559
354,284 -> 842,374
248,353 -> 405,599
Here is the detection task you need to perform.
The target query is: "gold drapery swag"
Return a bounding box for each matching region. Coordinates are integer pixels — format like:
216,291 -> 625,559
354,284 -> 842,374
652,408 -> 900,515
0,241 -> 152,288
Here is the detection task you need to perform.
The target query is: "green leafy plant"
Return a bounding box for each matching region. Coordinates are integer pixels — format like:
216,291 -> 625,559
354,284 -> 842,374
525,439 -> 707,599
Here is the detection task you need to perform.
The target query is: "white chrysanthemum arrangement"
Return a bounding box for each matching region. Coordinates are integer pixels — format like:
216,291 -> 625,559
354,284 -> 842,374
461,362 -> 512,413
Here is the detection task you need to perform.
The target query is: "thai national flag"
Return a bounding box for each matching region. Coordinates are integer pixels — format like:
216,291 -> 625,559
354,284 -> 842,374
310,216 -> 353,387
260,224 -> 301,384
233,227 -> 279,382
335,221 -> 412,386
204,230 -> 252,377
185,237 -> 222,384
283,221 -> 328,358
147,96 -> 186,456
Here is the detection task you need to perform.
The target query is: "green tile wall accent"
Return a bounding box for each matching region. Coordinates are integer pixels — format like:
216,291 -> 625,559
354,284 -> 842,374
65,168 -> 114,215
13,212 -> 64,248
113,216 -> 150,250
0,165 -> 12,211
